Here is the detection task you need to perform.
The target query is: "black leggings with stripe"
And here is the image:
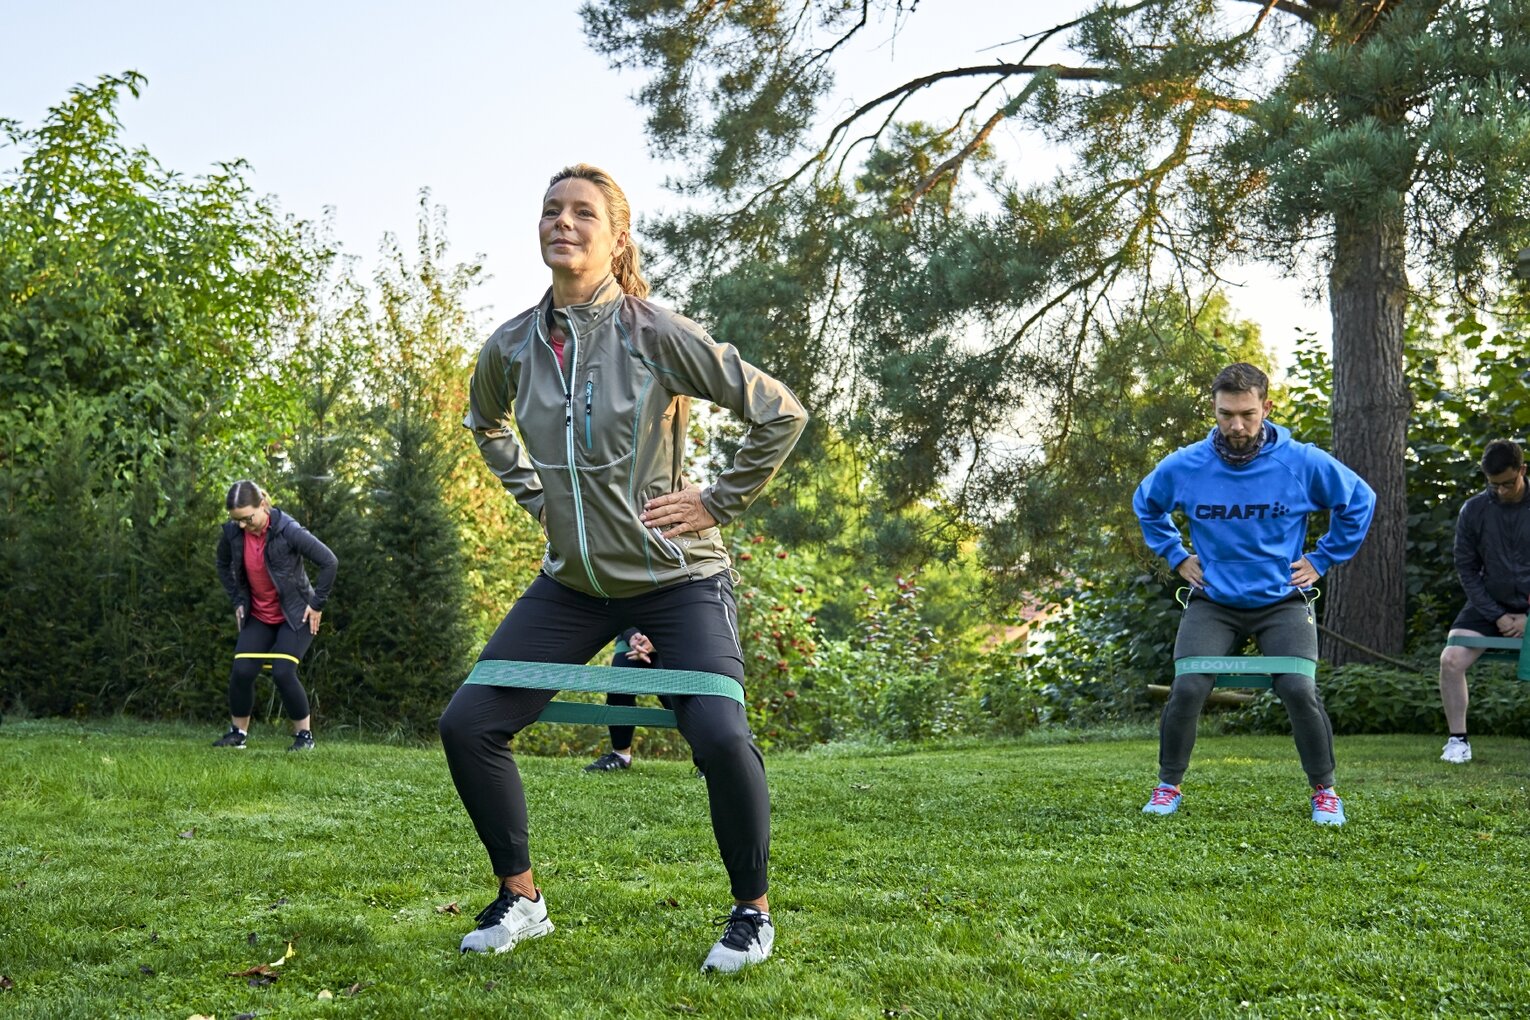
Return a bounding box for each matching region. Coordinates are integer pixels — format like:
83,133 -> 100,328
229,618 -> 315,719
437,572 -> 769,900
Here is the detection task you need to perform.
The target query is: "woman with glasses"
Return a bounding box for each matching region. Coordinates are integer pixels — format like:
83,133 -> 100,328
213,480 -> 338,751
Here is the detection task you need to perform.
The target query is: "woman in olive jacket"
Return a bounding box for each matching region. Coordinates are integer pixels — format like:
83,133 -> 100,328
439,163 -> 806,973
213,480 -> 338,751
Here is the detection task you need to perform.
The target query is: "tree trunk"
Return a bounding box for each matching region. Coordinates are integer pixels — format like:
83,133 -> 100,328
1323,211 -> 1409,662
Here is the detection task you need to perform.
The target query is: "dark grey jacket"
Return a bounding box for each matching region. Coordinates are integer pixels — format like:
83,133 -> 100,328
216,507 -> 338,631
1454,487 -> 1530,619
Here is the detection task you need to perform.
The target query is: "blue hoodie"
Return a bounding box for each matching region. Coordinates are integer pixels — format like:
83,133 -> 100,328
1133,423 -> 1377,609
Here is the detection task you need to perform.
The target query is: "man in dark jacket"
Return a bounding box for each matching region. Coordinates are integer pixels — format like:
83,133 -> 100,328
1438,439 -> 1530,764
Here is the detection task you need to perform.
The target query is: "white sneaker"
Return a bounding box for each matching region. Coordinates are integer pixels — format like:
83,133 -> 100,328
701,906 -> 774,973
459,887 -> 554,954
1440,737 -> 1472,764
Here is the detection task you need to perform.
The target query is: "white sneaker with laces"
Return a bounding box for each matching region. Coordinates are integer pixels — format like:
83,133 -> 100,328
459,887 -> 554,954
1440,737 -> 1472,764
701,906 -> 774,973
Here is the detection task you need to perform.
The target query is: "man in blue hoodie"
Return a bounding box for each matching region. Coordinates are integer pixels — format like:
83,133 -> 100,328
1133,363 -> 1376,826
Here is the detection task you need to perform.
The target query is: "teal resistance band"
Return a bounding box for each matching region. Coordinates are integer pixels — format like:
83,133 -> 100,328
463,660 -> 745,728
1174,656 -> 1318,690
1445,634 -> 1530,682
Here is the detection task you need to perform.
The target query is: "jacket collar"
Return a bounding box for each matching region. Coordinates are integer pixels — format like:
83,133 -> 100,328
539,275 -> 624,337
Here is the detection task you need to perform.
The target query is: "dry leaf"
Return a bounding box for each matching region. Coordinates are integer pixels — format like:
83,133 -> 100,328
177,829 -> 196,839
1,975 -> 14,990
268,897 -> 288,910
436,901 -> 461,915
139,965 -> 155,976
344,982 -> 369,997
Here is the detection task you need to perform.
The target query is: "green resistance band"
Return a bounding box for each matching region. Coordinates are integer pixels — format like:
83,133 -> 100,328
1174,655 -> 1318,690
464,660 -> 745,728
1445,634 -> 1530,682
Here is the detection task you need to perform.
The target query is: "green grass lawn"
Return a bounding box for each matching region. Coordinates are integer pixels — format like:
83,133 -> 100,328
2,719 -> 1527,1019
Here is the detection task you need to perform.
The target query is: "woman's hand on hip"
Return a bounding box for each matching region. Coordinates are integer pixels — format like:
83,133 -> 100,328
641,482 -> 717,539
303,605 -> 323,636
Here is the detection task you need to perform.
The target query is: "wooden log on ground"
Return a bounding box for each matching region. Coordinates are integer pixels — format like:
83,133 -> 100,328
1146,684 -> 1258,706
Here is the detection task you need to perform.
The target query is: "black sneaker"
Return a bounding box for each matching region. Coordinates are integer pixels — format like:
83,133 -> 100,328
583,751 -> 631,772
212,727 -> 247,749
287,730 -> 315,752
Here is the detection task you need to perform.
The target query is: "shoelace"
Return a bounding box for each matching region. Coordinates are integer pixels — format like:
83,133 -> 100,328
474,889 -> 517,930
1148,786 -> 1179,806
1312,788 -> 1340,814
714,910 -> 769,951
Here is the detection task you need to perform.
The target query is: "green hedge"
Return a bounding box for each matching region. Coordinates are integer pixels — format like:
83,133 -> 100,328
1224,662 -> 1530,737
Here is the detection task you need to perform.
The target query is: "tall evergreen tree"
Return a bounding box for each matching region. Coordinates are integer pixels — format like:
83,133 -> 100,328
334,199 -> 479,729
583,0 -> 1530,658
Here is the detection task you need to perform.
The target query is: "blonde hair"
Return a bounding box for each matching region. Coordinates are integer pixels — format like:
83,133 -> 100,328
546,163 -> 650,299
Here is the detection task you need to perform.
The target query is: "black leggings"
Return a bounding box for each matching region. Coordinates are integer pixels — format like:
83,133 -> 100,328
229,619 -> 315,720
438,572 -> 769,900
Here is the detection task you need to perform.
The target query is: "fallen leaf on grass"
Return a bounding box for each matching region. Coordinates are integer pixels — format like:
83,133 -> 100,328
234,1012 -> 258,1019
228,963 -> 280,985
270,942 -> 295,967
668,1004 -> 700,1014
1,975 -> 14,990
14,881 -> 25,890
177,829 -> 196,839
344,982 -> 369,997
139,965 -> 155,976
658,897 -> 680,908
188,1014 -> 216,1019
268,897 -> 288,910
247,932 -> 259,946
484,981 -> 497,991
435,901 -> 461,915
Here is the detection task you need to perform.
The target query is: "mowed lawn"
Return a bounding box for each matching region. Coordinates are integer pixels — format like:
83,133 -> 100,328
1,719 -> 1527,1019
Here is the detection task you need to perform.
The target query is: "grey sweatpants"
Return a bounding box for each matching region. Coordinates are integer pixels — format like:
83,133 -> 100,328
1160,594 -> 1335,788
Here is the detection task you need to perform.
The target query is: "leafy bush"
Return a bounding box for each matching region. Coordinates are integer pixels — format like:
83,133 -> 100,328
1225,661 -> 1530,738
1023,574 -> 1181,726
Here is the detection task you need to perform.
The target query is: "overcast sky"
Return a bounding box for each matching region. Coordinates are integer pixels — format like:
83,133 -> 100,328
1,0 -> 1326,366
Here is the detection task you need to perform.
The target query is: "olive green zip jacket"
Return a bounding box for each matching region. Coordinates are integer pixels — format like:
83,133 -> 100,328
465,276 -> 808,598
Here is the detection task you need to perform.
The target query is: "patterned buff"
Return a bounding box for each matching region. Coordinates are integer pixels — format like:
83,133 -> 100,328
1212,420 -> 1275,466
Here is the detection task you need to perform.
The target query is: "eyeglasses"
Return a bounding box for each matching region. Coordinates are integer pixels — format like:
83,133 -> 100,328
1486,470 -> 1525,492
230,510 -> 264,527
